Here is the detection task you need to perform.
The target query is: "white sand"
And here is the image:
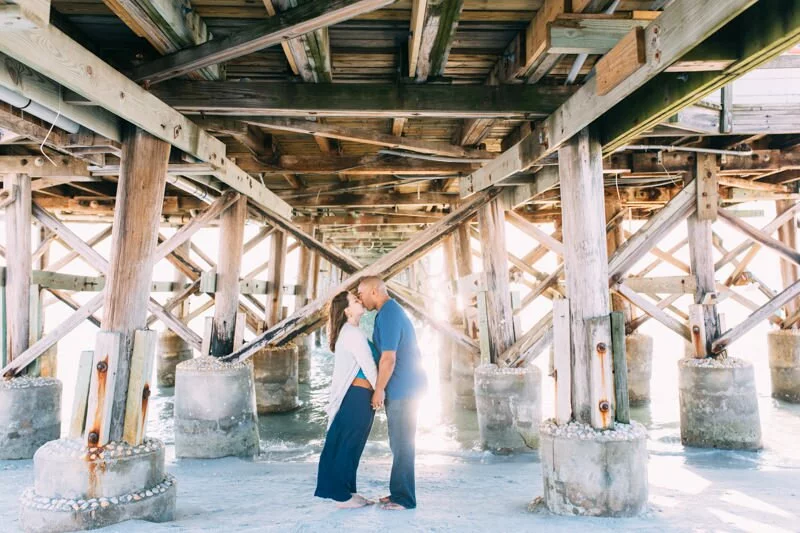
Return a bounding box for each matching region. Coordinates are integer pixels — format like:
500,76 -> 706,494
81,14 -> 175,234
1,448 -> 799,533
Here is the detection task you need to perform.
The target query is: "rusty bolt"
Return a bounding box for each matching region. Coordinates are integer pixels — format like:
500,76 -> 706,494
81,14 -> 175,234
599,400 -> 610,413
692,325 -> 700,334
96,361 -> 108,373
142,387 -> 151,400
596,342 -> 607,353
87,432 -> 99,445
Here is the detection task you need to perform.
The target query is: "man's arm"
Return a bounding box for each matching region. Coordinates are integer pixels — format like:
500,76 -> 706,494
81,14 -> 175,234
372,350 -> 396,409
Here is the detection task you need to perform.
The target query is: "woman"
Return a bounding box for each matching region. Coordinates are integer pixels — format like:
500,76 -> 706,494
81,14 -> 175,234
315,291 -> 380,508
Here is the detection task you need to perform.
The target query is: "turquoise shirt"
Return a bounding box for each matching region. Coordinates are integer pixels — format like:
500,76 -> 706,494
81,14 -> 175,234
355,340 -> 381,380
373,299 -> 426,399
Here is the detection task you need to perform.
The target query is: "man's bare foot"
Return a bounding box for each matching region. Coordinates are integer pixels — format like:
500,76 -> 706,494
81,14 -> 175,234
352,493 -> 375,505
378,495 -> 391,504
380,502 -> 409,511
336,495 -> 370,509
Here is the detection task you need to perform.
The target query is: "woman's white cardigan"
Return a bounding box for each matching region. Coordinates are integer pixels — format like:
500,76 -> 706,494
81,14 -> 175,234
326,323 -> 378,430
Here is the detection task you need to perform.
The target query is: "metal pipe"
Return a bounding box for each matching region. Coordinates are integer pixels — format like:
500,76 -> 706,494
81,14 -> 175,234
565,0 -> 622,85
0,85 -> 80,134
165,174 -> 218,204
618,144 -> 754,157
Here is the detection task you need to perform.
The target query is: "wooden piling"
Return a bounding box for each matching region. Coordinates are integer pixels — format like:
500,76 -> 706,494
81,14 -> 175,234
266,229 -> 287,328
4,173 -> 31,364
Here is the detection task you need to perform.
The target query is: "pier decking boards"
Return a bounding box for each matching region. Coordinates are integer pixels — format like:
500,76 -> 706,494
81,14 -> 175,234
0,0 -> 799,524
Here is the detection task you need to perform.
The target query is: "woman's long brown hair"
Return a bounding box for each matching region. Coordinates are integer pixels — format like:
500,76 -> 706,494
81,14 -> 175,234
327,291 -> 350,352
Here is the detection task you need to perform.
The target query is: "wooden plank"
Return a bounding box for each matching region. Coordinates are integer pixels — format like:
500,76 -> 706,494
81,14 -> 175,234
777,199 -> 800,318
553,299 -> 571,425
415,0 -> 464,81
586,315 -> 614,429
0,23 -> 292,219
408,0 -> 428,77
615,282 -> 690,340
623,276 -> 696,294
151,82 -> 573,119
224,189 -> 500,362
461,0 -> 759,196
84,331 -> 121,447
1,291 -> 105,377
234,116 -> 493,160
3,174 -> 31,363
714,278 -> 800,354
688,303 -> 706,358
523,0 -> 567,75
478,197 -> 515,363
505,210 -> 564,256
131,0 -> 395,84
68,349 -> 94,439
610,310 -> 629,424
696,152 -> 718,221
271,0 -> 332,83
201,316 -> 212,357
596,26 -> 646,96
547,16 -> 651,55
210,196 -> 246,356
719,208 -> 800,267
122,329 -> 157,445
147,298 -> 203,351
3,0 -> 50,29
266,230 -> 287,328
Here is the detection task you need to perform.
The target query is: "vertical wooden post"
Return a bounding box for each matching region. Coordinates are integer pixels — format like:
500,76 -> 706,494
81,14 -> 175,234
174,240 -> 191,319
777,199 -> 799,320
210,196 -> 247,356
100,127 -> 169,443
310,227 -> 321,302
454,221 -> 474,335
605,194 -> 632,323
442,235 -> 460,323
295,225 -> 313,311
559,127 -> 613,428
4,173 -> 31,364
688,153 -> 721,357
478,198 -> 516,363
266,229 -> 287,327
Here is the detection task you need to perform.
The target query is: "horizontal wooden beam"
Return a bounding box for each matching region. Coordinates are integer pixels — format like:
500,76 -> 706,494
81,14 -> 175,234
294,213 -> 442,226
547,15 -> 651,55
0,20 -> 292,219
268,154 -> 477,175
147,82 -> 575,119
292,191 -> 459,208
130,0 -> 395,85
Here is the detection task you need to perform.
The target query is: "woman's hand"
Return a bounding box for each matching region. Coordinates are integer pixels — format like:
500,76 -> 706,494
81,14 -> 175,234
371,388 -> 385,410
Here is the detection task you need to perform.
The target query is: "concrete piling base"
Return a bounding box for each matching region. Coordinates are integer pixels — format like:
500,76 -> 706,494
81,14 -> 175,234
452,346 -> 479,410
156,331 -> 193,388
296,335 -> 312,385
626,334 -> 653,406
253,345 -> 300,413
540,420 -> 649,517
678,357 -> 762,450
0,377 -> 61,460
19,438 -> 175,533
474,364 -> 541,452
767,329 -> 800,402
174,356 -> 260,458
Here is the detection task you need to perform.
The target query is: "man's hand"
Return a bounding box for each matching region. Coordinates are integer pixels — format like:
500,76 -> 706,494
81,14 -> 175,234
371,388 -> 385,410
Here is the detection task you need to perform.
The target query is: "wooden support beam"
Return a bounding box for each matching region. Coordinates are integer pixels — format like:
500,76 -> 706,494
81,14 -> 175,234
269,0 -> 332,83
47,226 -> 112,272
414,0 -> 464,81
84,331 -> 121,447
210,196 -> 246,356
271,154 -> 476,176
460,0 -> 768,196
150,82 -> 573,119
100,127 -> 169,443
290,191 -> 459,208
615,282 -> 691,340
131,0 -> 394,84
559,128 -> 613,428
505,210 -> 564,256
68,350 -> 94,438
121,329 -> 156,445
3,173 -> 31,363
266,230 -> 288,328
478,197 -> 515,362
101,0 -> 221,80
223,189 -> 500,362
295,227 -> 313,311
777,199 -> 800,320
0,21 -> 291,219
234,116 -> 493,160
546,15 -> 652,55
718,208 -> 800,268
408,0 -> 427,77
595,26 -> 647,96
501,311 -> 553,369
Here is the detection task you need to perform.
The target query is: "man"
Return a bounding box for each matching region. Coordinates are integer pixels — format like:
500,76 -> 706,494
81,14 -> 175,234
356,276 -> 426,510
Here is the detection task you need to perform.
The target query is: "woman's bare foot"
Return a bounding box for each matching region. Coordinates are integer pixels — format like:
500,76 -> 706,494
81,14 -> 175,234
380,502 -> 409,511
378,495 -> 391,504
352,493 -> 375,505
336,494 -> 370,509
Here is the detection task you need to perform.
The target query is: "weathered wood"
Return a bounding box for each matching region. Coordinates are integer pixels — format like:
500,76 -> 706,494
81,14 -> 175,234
210,196 -> 246,356
714,278 -> 800,354
478,197 -> 516,363
718,208 -> 800,267
68,350 -> 94,439
84,331 -> 121,447
148,298 -> 203,351
1,291 -> 105,377
610,311 -> 630,424
777,199 -> 800,320
688,304 -> 707,358
623,276 -> 697,295
461,0 -> 761,195
3,174 -> 31,363
595,26 -> 646,96
501,311 -> 553,369
235,116 -> 492,160
273,155 -> 475,176
408,0 -> 428,77
295,233 -> 313,311
696,152 -> 719,221
101,127 -> 168,443
151,82 -> 573,119
586,315 -> 614,429
224,189 -> 499,362
266,230 -> 288,328
523,0 -> 566,77
47,226 -> 112,272
0,0 -> 50,29
505,210 -> 564,257
0,22 -> 291,219
547,15 -> 651,55
415,0 -> 464,81
605,194 -> 632,321
553,299 -> 571,425
131,0 -> 395,84
122,329 -> 157,446
615,282 -> 691,340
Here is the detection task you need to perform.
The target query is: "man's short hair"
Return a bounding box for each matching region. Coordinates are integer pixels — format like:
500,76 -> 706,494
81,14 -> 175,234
357,275 -> 387,294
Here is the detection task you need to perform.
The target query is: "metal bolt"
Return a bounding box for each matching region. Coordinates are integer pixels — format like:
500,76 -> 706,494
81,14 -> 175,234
142,387 -> 151,400
692,325 -> 700,334
87,432 -> 99,445
599,400 -> 610,412
96,361 -> 108,373
596,342 -> 607,353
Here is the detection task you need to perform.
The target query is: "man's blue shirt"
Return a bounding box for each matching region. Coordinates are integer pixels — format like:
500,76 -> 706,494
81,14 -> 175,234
372,299 -> 426,400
